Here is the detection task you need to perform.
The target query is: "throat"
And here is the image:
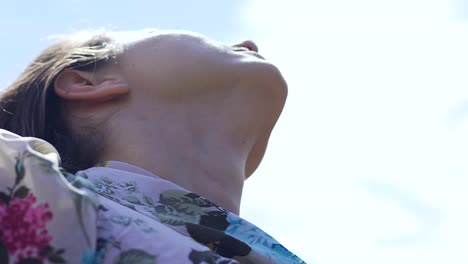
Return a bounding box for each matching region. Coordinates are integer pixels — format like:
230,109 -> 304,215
101,138 -> 247,214
152,152 -> 246,214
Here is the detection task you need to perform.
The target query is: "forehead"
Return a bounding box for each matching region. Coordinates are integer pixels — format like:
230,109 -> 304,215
104,29 -> 176,60
106,29 -> 229,63
108,29 -> 158,44
108,29 -> 208,47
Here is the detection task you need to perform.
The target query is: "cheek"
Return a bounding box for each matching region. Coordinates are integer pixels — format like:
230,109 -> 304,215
156,50 -> 235,85
124,57 -> 231,101
120,40 -> 241,100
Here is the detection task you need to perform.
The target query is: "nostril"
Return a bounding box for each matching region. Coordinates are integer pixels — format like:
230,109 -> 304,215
233,40 -> 259,53
243,40 -> 259,52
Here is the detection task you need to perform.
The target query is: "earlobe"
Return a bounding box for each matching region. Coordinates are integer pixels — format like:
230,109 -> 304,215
54,70 -> 129,101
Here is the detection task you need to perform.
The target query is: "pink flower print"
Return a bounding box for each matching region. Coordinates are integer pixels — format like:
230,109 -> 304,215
0,194 -> 53,262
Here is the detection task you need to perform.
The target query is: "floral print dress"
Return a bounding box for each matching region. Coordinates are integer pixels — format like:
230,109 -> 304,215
0,129 -> 305,264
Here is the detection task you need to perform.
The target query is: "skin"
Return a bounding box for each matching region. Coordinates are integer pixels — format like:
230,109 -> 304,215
54,29 -> 287,214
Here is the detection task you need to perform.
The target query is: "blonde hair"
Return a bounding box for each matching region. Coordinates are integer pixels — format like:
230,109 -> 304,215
0,32 -> 120,173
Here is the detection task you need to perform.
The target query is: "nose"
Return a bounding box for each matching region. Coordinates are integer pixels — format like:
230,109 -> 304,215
232,40 -> 259,53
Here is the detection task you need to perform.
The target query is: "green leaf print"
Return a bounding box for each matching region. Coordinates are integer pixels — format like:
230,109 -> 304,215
39,245 -> 53,256
0,241 -> 9,264
113,249 -> 157,264
119,182 -> 137,192
13,186 -> 30,199
17,258 -> 42,264
133,218 -> 156,233
102,177 -> 113,185
143,195 -> 155,206
122,203 -> 137,211
153,205 -> 199,226
111,215 -> 132,226
14,158 -> 25,185
125,196 -> 142,205
160,190 -> 214,209
48,253 -> 66,263
0,192 -> 9,203
188,249 -> 237,264
30,141 -> 56,155
173,203 -> 204,215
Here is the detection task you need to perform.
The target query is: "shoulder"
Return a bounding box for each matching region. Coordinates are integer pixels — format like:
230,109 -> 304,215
0,128 -> 59,157
0,129 -> 99,263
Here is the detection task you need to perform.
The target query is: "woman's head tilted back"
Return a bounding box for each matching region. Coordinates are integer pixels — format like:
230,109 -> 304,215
0,31 -> 121,173
0,29 -> 287,177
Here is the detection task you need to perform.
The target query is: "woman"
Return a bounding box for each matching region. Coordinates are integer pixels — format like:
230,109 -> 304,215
0,29 -> 305,263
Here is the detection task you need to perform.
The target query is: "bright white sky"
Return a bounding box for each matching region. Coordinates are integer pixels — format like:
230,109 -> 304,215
1,1 -> 468,263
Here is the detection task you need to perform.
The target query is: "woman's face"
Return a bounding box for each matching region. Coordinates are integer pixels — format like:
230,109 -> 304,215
111,29 -> 287,102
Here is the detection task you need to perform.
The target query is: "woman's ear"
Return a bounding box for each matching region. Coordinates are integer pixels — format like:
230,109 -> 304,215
54,69 -> 129,101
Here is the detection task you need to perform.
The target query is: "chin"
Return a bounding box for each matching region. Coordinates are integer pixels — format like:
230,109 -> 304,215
269,63 -> 288,102
261,62 -> 288,113
241,62 -> 288,179
240,58 -> 288,103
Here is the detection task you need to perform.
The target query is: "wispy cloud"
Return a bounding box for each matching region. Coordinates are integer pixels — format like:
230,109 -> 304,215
240,0 -> 468,263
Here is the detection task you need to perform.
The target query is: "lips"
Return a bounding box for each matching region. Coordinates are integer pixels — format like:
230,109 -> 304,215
244,50 -> 265,60
233,47 -> 250,52
233,47 -> 265,60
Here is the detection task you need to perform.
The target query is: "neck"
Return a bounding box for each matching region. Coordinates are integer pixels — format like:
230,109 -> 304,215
100,99 -> 259,214
94,77 -> 286,214
104,138 -> 246,214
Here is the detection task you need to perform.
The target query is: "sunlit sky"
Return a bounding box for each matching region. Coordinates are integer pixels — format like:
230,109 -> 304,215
2,1 -> 468,263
